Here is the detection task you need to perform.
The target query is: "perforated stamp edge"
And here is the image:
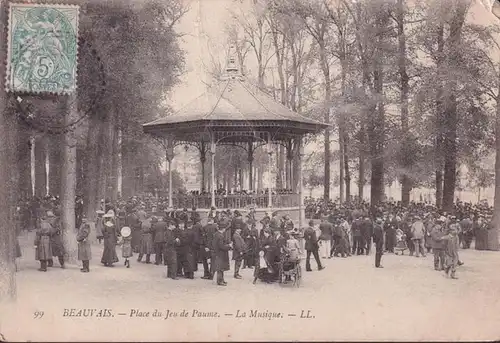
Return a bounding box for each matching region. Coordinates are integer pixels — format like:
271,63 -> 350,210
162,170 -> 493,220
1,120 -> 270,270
5,2 -> 80,96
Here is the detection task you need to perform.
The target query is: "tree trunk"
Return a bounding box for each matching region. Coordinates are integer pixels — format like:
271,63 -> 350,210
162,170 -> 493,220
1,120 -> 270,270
321,41 -> 331,201
489,83 -> 500,250
34,136 -> 47,198
96,120 -> 108,208
369,15 -> 386,212
84,114 -> 101,218
48,134 -> 63,197
442,3 -> 467,213
60,97 -> 78,264
435,22 -> 445,210
111,126 -> 119,202
344,132 -> 351,203
358,126 -> 366,200
0,4 -> 18,300
397,0 -> 412,207
339,127 -> 345,203
17,126 -> 32,198
435,170 -> 443,209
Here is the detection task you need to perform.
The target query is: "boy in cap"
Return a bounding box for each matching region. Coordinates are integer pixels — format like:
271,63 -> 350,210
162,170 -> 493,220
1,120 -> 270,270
441,226 -> 460,279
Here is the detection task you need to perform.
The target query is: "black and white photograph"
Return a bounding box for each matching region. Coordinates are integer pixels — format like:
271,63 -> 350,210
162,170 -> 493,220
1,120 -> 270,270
0,0 -> 500,341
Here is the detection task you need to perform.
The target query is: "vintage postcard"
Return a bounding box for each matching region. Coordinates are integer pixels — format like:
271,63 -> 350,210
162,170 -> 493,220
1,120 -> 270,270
1,0 -> 500,341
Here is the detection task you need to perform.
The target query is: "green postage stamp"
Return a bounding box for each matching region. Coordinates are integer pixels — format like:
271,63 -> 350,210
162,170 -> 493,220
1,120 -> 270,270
6,3 -> 79,94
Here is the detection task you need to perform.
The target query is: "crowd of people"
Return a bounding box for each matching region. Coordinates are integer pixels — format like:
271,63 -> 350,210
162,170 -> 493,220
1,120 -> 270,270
14,193 -> 496,285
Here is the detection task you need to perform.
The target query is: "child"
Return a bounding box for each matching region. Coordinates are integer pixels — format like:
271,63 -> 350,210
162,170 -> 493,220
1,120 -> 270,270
394,228 -> 408,255
441,226 -> 459,279
119,226 -> 133,268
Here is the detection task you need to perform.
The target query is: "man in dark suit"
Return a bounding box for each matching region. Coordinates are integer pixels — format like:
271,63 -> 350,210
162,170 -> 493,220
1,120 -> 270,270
152,217 -> 167,265
204,217 -> 218,280
373,218 -> 384,268
194,217 -> 210,279
164,219 -> 179,279
361,217 -> 373,255
213,220 -> 233,286
304,220 -> 324,272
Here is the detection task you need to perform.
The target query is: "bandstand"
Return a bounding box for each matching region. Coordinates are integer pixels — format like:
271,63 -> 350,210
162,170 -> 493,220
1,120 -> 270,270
142,52 -> 327,225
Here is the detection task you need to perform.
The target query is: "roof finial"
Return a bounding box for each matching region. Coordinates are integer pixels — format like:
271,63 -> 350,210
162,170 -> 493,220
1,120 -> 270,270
221,44 -> 243,81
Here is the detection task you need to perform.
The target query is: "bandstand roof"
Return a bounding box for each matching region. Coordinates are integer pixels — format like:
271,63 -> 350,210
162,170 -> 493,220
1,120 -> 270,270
143,72 -> 328,145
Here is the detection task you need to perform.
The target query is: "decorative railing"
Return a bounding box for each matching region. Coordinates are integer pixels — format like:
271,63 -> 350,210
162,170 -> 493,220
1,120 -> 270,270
170,194 -> 300,209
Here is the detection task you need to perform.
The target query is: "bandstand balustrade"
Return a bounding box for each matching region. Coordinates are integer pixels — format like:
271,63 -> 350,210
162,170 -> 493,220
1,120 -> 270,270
168,194 -> 300,209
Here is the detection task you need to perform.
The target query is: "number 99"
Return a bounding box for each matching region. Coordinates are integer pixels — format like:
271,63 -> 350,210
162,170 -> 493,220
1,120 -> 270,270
34,311 -> 44,319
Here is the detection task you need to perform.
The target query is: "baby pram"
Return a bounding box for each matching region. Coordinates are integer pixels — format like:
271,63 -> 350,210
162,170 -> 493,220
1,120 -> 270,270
394,230 -> 408,255
253,247 -> 280,284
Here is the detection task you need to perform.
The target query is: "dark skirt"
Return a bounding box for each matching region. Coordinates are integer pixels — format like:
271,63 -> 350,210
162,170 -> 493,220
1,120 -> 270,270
101,239 -> 119,264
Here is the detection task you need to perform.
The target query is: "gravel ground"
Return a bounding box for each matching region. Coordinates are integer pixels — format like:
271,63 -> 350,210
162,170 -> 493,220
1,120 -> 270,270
1,230 -> 500,342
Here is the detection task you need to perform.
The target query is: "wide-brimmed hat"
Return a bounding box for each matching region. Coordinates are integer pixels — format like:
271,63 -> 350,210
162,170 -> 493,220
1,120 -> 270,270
46,211 -> 55,217
103,213 -> 113,218
120,226 -> 131,238
106,210 -> 115,217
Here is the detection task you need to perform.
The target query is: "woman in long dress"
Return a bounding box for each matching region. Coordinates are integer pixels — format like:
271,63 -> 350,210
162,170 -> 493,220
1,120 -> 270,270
101,215 -> 119,267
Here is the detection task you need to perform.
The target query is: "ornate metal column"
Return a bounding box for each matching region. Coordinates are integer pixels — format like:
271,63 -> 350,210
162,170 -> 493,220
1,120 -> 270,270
267,134 -> 273,208
297,137 -> 305,228
200,142 -> 206,192
165,137 -> 175,209
286,140 -> 294,190
248,141 -> 254,191
210,134 -> 216,207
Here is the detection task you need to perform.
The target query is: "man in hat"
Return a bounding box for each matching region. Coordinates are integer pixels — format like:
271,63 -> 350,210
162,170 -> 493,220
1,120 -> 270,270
152,216 -> 167,265
96,210 -> 105,244
411,215 -> 426,257
460,215 -> 474,249
138,216 -> 154,264
231,210 -> 245,242
304,220 -> 324,272
351,217 -> 364,255
35,214 -> 53,272
175,220 -> 195,278
232,226 -> 247,279
373,218 -> 384,268
47,211 -> 65,268
431,217 -> 446,271
76,216 -> 91,273
213,219 -> 233,286
194,216 -> 211,279
164,219 -> 180,279
361,217 -> 373,256
204,217 -> 218,279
